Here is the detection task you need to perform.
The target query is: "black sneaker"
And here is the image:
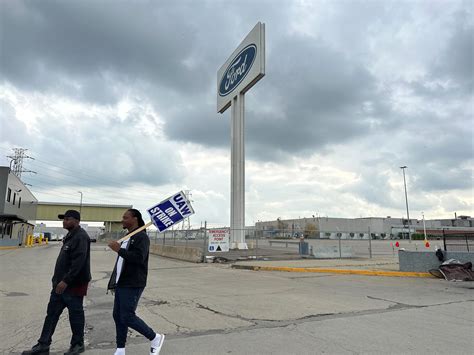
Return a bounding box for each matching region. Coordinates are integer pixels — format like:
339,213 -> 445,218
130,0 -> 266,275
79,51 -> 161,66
21,343 -> 50,355
64,343 -> 85,355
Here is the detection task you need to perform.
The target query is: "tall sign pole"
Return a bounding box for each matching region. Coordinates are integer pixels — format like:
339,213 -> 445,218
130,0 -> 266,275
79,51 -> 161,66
400,166 -> 411,242
217,22 -> 265,249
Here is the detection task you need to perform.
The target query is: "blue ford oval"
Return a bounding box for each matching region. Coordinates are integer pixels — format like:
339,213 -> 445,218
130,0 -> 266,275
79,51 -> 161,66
219,44 -> 257,97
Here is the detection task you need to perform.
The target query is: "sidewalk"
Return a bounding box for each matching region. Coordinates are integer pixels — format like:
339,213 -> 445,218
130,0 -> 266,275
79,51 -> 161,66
230,256 -> 434,278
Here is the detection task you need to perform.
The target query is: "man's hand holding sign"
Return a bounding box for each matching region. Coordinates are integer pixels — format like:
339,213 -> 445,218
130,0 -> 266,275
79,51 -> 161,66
106,191 -> 194,355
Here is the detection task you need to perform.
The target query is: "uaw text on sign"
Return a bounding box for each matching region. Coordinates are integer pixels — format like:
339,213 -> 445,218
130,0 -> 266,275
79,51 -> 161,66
147,191 -> 194,233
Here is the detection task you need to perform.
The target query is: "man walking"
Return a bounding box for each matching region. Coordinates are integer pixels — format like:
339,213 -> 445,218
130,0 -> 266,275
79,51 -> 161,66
23,210 -> 91,355
107,208 -> 165,355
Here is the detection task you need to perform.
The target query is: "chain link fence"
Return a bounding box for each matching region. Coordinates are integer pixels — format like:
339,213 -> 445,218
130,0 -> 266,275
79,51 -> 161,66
97,226 -> 423,260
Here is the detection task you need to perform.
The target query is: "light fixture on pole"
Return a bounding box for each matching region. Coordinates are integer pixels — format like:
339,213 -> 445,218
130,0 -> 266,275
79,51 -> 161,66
400,166 -> 411,241
78,191 -> 83,215
422,212 -> 427,240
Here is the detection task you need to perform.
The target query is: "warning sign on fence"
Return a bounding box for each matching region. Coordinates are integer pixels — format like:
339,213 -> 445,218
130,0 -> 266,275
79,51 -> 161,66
208,229 -> 230,252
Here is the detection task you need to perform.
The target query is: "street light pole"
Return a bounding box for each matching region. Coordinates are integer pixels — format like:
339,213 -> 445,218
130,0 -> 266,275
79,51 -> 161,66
400,166 -> 411,241
422,212 -> 427,240
78,191 -> 83,216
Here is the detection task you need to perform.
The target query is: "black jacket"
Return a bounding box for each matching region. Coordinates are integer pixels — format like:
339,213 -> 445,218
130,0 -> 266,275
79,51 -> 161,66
52,226 -> 91,288
107,230 -> 150,290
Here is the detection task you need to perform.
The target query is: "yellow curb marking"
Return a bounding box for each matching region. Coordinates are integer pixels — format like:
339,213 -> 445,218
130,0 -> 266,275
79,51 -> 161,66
249,266 -> 433,278
0,246 -> 19,250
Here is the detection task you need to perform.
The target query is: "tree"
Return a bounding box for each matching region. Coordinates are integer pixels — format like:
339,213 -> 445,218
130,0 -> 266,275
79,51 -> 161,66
277,218 -> 288,237
304,223 -> 317,238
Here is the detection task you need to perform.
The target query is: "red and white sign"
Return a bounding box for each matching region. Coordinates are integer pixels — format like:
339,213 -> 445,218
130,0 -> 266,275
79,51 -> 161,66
208,229 -> 230,252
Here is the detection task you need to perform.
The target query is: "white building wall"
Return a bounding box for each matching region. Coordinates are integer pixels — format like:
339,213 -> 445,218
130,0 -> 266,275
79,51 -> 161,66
0,167 -> 37,221
255,216 -> 473,239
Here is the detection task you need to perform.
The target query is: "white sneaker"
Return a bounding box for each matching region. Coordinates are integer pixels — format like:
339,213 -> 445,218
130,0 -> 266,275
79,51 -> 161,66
150,333 -> 165,354
114,348 -> 125,355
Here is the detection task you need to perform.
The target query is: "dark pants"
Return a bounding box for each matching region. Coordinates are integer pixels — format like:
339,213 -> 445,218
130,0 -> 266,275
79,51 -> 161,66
38,290 -> 85,346
113,287 -> 155,348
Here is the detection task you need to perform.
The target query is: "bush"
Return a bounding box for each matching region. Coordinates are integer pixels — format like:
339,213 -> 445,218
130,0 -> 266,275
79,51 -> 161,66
411,233 -> 425,240
411,233 -> 437,240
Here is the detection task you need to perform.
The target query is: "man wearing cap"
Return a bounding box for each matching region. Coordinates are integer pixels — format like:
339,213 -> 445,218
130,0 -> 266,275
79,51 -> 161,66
22,210 -> 91,355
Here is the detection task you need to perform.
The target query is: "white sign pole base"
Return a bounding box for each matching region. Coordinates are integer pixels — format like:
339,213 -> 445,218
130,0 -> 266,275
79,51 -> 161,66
231,93 -> 247,250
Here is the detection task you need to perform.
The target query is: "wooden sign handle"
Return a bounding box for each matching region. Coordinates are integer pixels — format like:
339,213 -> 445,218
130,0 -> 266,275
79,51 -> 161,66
117,221 -> 153,243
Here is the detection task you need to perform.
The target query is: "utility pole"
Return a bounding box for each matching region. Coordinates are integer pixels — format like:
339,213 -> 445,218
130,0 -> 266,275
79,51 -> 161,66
400,166 -> 411,242
422,212 -> 427,240
182,190 -> 193,239
78,191 -> 83,215
7,148 -> 36,179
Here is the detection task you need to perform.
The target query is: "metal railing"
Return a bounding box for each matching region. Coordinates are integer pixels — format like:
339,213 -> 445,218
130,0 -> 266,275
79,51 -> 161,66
442,230 -> 474,252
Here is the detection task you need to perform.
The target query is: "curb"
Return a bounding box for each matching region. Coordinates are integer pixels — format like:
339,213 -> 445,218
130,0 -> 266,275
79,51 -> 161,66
0,246 -> 19,250
231,264 -> 434,278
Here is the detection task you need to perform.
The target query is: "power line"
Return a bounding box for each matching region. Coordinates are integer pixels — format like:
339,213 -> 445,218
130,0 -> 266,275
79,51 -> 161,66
2,146 -> 179,198
25,171 -> 177,207
2,147 -> 193,212
26,158 -> 167,197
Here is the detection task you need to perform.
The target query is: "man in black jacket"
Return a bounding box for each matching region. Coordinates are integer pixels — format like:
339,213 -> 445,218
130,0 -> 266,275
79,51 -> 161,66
23,210 -> 91,355
107,209 -> 164,355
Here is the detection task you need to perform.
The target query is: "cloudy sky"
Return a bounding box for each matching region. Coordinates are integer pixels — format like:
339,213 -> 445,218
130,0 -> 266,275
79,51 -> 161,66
1,0 -> 472,227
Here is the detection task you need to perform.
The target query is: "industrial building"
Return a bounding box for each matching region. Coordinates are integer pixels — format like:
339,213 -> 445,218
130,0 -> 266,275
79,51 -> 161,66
0,166 -> 37,247
0,165 -> 132,248
255,215 -> 473,240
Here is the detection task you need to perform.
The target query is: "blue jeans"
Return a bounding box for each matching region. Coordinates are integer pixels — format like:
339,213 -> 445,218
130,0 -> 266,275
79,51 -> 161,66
113,287 -> 155,348
38,290 -> 85,346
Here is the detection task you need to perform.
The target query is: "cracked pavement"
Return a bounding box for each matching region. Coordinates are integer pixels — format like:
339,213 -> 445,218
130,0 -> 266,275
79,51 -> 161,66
0,243 -> 472,354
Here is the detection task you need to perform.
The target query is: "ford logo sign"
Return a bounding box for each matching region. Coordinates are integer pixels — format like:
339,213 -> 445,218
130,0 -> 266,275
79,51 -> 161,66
219,44 -> 257,97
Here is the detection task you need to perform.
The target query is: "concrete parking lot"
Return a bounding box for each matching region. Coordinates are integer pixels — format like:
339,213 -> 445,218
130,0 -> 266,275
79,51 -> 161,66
1,243 -> 473,354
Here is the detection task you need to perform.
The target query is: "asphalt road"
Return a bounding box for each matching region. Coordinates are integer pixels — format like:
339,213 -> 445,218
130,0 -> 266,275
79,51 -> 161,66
1,243 -> 472,354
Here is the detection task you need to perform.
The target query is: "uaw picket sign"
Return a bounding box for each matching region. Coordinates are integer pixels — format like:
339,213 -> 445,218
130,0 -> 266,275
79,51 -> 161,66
217,22 -> 265,249
117,191 -> 195,243
147,191 -> 195,232
208,229 -> 230,252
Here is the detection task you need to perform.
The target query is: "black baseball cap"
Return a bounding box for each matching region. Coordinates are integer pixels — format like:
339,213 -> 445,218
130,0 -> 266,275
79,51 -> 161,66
58,210 -> 81,221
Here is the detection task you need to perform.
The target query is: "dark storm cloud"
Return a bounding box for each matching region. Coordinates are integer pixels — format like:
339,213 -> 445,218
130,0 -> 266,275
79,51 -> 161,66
1,100 -> 183,188
1,0 -> 472,207
246,37 -> 386,159
412,165 -> 472,192
1,1 -> 207,103
409,123 -> 472,165
1,0 -> 391,160
164,35 -> 387,161
164,101 -> 230,147
404,15 -> 473,101
1,0 -> 285,102
405,124 -> 473,192
433,11 -> 473,94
